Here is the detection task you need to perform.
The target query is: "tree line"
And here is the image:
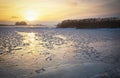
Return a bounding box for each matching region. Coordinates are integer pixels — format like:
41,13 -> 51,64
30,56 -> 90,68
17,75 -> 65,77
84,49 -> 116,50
57,17 -> 120,28
15,21 -> 27,25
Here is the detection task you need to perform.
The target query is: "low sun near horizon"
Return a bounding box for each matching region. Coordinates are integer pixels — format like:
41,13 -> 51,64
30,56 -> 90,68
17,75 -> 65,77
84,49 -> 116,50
25,10 -> 39,21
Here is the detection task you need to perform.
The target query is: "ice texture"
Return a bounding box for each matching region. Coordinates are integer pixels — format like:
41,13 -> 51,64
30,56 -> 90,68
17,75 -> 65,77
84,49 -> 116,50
0,27 -> 120,78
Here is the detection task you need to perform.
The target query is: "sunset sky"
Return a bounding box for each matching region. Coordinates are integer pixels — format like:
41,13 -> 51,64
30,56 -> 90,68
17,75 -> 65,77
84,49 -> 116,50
0,0 -> 120,25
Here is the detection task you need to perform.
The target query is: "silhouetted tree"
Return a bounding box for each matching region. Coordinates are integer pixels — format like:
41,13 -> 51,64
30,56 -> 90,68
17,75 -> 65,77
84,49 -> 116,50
15,21 -> 27,25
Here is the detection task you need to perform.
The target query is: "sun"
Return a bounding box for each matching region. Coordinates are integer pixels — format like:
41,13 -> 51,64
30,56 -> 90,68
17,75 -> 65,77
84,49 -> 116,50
25,10 -> 38,21
26,16 -> 36,21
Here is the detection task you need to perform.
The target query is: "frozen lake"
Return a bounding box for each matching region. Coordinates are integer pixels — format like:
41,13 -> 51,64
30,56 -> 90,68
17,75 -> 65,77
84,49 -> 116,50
0,27 -> 120,78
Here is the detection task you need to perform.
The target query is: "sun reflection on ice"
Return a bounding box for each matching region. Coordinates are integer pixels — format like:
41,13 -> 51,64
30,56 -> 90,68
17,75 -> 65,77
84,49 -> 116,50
22,32 -> 39,51
22,32 -> 36,44
18,32 -> 44,54
28,32 -> 36,42
8,32 -> 46,68
1,32 -> 75,71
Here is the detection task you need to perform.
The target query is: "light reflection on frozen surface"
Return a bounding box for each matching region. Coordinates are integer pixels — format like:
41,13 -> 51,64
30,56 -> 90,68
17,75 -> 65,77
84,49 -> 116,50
0,31 -> 75,71
0,27 -> 120,78
24,32 -> 36,43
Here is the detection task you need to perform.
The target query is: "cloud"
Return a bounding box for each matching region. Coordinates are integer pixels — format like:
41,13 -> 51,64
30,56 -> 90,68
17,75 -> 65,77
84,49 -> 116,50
11,16 -> 19,19
93,0 -> 120,16
78,0 -> 120,16
67,0 -> 78,6
61,0 -> 79,7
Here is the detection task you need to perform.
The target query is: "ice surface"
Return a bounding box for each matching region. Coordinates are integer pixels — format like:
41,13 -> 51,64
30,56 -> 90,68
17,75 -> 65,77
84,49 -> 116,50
0,27 -> 120,78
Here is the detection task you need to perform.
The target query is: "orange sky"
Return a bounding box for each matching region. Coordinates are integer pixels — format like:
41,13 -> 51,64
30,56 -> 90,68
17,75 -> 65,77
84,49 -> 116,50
0,0 -> 120,25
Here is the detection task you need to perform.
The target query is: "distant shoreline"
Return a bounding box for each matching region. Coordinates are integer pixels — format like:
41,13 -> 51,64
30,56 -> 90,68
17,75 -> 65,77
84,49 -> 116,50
57,17 -> 120,29
0,25 -> 46,27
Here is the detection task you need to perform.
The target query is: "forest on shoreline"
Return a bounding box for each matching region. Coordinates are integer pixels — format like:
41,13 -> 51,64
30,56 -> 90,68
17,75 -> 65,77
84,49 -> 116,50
57,17 -> 120,28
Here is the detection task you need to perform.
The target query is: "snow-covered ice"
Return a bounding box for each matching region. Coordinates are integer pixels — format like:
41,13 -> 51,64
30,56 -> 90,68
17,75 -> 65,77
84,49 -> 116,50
0,27 -> 120,78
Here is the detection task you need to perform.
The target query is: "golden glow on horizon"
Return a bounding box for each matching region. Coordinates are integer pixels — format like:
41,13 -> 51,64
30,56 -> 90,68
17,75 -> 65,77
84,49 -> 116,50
0,0 -> 119,23
0,0 -> 93,22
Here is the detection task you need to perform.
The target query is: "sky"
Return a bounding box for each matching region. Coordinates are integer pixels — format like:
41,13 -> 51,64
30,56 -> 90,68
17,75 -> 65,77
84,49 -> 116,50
0,0 -> 120,25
